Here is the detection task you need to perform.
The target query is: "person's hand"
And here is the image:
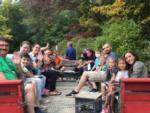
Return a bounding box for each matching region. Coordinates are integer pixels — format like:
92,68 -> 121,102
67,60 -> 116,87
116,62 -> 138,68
84,61 -> 89,65
12,52 -> 21,64
107,80 -> 112,85
46,43 -> 49,48
37,52 -> 43,61
32,61 -> 38,68
0,72 -> 6,80
43,56 -> 50,64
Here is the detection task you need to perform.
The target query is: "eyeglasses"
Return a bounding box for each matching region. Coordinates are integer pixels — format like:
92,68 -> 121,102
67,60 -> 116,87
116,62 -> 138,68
0,44 -> 9,47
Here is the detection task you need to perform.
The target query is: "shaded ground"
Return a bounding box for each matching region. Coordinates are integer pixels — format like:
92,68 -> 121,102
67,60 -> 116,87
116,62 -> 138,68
42,78 -> 104,113
43,81 -> 78,113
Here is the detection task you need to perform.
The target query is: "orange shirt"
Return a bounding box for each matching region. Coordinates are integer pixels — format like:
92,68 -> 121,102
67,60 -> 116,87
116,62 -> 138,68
54,56 -> 63,65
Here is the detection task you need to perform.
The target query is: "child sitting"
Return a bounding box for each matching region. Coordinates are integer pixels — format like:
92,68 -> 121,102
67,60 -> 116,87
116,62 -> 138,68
20,53 -> 46,104
101,58 -> 118,101
101,58 -> 129,113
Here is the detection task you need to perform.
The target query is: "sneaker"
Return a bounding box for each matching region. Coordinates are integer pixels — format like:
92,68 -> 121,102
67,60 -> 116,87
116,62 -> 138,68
66,90 -> 79,96
89,88 -> 99,92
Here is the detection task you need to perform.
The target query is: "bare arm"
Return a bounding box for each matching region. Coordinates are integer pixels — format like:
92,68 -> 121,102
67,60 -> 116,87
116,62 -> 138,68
25,71 -> 34,77
40,43 -> 49,51
0,72 -> 6,80
110,73 -> 116,83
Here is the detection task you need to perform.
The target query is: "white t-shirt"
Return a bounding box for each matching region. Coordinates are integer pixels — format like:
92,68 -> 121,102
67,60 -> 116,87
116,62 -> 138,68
115,70 -> 129,82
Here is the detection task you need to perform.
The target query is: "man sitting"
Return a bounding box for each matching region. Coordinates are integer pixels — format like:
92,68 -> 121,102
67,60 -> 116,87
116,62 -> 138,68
0,36 -> 37,113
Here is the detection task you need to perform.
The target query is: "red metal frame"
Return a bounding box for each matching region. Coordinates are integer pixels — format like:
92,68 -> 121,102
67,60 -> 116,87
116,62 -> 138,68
120,78 -> 150,113
0,80 -> 24,113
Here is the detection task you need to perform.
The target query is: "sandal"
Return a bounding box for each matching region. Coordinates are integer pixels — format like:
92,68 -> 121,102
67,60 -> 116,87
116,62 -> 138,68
49,91 -> 62,96
43,88 -> 50,96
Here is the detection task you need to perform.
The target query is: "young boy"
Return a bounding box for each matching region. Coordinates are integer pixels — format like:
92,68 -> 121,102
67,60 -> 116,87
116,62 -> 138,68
20,53 -> 46,103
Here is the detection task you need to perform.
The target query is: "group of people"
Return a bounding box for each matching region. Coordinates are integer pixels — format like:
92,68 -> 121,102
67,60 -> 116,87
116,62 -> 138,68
0,35 -> 149,113
0,36 -> 68,113
66,43 -> 148,113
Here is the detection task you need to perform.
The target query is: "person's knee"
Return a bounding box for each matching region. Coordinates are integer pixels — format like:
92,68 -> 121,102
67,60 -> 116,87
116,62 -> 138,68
82,71 -> 89,78
35,78 -> 42,85
25,83 -> 34,93
42,75 -> 46,80
101,83 -> 106,89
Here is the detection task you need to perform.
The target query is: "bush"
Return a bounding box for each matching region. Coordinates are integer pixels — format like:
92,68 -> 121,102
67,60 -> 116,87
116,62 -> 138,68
57,36 -> 96,59
95,17 -> 143,56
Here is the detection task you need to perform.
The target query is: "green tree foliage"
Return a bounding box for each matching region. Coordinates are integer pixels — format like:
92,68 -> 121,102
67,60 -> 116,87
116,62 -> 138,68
22,0 -> 82,45
0,0 -> 27,50
0,15 -> 11,38
78,0 -> 101,34
44,9 -> 80,44
57,36 -> 96,59
0,0 -> 149,63
91,0 -> 150,38
91,0 -> 150,61
95,17 -> 145,58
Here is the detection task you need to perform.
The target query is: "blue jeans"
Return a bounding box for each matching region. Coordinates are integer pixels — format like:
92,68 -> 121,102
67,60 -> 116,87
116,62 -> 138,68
34,75 -> 46,94
26,76 -> 45,101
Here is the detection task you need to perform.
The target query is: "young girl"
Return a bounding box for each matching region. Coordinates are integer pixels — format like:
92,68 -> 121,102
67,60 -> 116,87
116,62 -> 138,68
101,58 -> 129,113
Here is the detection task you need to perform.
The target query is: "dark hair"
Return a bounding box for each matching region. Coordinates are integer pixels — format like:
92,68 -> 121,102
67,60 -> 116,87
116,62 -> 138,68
117,57 -> 128,70
21,53 -> 31,60
32,43 -> 40,48
123,51 -> 139,63
123,51 -> 139,76
67,41 -> 73,47
0,36 -> 12,43
20,41 -> 30,47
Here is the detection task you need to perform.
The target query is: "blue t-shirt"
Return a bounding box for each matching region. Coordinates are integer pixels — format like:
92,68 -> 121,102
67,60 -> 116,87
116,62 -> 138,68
94,58 -> 100,67
65,47 -> 76,60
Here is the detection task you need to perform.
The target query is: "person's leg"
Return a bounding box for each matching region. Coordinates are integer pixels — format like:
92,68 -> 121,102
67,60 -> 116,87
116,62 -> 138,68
69,71 -> 106,94
25,83 -> 36,113
27,78 -> 43,101
74,71 -> 89,92
31,81 -> 39,105
101,82 -> 107,100
66,71 -> 89,96
89,82 -> 99,92
110,93 -> 115,113
35,78 -> 43,101
66,71 -> 104,96
35,75 -> 46,94
66,72 -> 88,96
48,70 -> 58,91
42,70 -> 57,91
42,71 -> 49,89
91,82 -> 97,89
